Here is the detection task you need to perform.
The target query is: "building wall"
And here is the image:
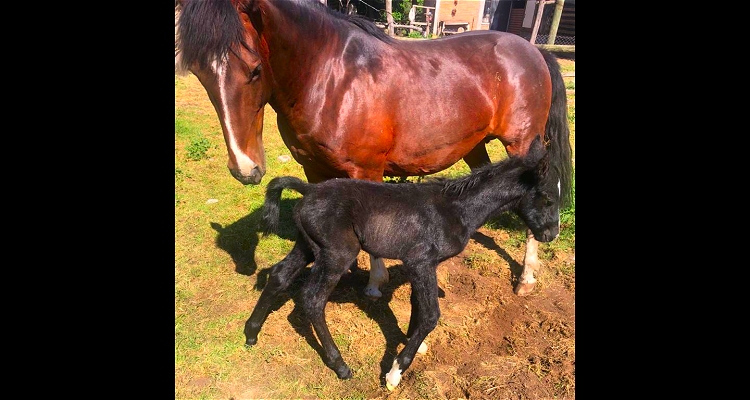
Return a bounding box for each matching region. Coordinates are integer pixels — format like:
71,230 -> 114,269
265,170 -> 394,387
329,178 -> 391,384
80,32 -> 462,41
436,0 -> 483,30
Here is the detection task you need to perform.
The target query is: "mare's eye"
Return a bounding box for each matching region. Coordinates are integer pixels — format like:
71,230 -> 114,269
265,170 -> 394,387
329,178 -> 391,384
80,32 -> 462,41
249,64 -> 262,81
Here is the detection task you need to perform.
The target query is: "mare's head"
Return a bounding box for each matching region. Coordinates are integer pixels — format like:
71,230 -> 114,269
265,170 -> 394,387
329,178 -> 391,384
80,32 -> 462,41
516,136 -> 561,242
175,0 -> 269,184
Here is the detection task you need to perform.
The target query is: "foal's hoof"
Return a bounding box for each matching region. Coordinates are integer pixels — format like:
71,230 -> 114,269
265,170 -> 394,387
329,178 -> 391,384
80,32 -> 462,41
335,364 -> 352,380
244,336 -> 257,347
416,341 -> 428,355
363,286 -> 383,300
514,282 -> 536,297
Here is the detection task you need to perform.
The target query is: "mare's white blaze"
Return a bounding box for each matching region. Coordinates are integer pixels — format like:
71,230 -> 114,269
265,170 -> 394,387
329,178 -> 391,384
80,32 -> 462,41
385,359 -> 403,389
212,58 -> 259,176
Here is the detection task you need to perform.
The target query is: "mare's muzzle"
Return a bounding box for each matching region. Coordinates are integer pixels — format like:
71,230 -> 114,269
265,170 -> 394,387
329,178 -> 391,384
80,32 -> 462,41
230,166 -> 264,185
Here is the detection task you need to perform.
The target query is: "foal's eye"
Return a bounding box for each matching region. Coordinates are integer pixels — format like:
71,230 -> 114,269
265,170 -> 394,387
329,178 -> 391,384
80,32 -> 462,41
536,195 -> 553,208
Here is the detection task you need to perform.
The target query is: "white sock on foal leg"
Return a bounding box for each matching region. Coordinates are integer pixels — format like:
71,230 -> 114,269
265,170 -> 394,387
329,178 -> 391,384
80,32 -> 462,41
385,359 -> 402,390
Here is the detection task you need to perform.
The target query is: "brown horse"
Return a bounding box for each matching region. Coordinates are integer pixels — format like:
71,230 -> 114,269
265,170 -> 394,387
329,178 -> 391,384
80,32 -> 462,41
174,0 -> 573,298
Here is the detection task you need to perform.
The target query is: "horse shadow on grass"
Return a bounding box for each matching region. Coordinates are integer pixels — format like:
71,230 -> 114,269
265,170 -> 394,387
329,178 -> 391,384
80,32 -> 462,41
210,200 -> 524,381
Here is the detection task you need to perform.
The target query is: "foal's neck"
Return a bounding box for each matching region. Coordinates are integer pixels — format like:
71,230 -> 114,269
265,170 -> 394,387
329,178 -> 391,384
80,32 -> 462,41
453,180 -> 525,232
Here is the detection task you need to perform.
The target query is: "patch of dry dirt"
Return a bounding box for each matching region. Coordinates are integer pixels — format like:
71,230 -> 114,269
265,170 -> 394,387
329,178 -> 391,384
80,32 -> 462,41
241,225 -> 575,399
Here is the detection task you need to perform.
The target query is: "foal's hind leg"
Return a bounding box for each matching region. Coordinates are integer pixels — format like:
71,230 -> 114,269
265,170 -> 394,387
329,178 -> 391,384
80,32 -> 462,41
514,229 -> 541,296
302,248 -> 360,379
244,240 -> 313,346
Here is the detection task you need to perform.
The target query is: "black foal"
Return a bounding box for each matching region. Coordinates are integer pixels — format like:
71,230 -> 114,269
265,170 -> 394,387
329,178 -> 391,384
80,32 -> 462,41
244,136 -> 560,389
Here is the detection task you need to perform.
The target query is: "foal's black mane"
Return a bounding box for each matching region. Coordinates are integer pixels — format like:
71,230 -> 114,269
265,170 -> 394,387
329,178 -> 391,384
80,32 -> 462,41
436,156 -> 536,197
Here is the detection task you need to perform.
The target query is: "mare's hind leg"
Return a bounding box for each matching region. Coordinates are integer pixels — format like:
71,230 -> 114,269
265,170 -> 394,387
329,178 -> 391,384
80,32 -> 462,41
363,255 -> 388,300
303,247 -> 360,379
514,229 -> 541,296
244,239 -> 314,346
385,260 -> 440,390
462,141 -> 492,168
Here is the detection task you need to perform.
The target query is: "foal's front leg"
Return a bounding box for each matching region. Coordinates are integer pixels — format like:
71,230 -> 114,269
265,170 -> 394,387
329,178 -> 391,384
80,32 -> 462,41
514,229 -> 541,296
302,251 -> 357,379
245,240 -> 313,346
385,262 -> 440,390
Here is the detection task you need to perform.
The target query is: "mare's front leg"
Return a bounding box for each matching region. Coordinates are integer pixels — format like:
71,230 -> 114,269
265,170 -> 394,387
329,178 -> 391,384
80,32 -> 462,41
245,240 -> 313,346
303,248 -> 359,380
385,260 -> 440,390
514,229 -> 541,296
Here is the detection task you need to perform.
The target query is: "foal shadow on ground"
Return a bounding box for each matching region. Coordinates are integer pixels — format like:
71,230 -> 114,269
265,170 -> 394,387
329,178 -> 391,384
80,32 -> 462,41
210,198 -> 299,282
253,262 -> 445,383
471,213 -> 529,286
470,230 -> 524,286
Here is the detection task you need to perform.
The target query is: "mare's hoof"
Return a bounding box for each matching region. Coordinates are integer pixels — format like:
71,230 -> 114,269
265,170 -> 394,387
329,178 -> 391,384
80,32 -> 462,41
514,282 -> 536,297
245,336 -> 257,347
335,365 -> 352,380
385,381 -> 397,391
363,286 -> 383,301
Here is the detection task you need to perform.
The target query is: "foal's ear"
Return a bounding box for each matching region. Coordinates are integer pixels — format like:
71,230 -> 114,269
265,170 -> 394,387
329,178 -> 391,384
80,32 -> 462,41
527,136 -> 549,177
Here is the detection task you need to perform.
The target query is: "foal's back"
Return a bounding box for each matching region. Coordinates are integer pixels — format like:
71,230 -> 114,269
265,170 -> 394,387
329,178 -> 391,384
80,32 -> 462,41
296,179 -> 466,261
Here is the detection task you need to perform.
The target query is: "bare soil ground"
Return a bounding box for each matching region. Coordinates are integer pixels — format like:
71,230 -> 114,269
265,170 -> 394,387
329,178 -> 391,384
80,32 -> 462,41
234,225 -> 575,399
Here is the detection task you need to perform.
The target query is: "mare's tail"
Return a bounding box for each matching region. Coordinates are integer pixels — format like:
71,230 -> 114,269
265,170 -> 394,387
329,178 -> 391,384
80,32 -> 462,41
261,176 -> 310,234
540,49 -> 574,208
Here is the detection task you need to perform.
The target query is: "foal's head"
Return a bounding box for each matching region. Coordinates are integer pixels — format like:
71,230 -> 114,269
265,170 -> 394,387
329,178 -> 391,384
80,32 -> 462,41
516,136 -> 561,243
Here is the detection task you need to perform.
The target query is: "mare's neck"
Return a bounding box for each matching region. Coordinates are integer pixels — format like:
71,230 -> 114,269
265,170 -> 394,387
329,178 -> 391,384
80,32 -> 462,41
260,2 -> 342,103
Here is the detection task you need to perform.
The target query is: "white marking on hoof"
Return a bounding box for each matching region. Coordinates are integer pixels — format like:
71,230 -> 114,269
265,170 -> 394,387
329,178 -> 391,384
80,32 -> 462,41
385,359 -> 402,390
417,341 -> 428,355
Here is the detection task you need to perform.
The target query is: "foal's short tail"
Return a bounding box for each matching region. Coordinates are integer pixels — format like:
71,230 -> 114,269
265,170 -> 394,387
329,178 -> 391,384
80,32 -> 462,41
261,176 -> 310,234
540,49 -> 574,209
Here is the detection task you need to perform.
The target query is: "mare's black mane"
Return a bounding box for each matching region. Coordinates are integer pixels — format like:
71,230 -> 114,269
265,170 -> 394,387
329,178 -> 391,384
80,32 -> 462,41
176,0 -> 255,72
279,0 -> 396,44
178,0 -> 394,71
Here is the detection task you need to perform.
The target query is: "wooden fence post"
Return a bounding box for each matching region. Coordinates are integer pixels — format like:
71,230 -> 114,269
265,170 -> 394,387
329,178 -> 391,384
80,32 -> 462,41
386,0 -> 394,36
529,0 -> 546,45
547,0 -> 565,45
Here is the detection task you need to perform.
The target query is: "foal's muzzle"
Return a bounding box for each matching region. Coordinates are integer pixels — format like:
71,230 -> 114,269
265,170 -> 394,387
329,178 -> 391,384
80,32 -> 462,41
230,166 -> 264,185
534,227 -> 559,243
